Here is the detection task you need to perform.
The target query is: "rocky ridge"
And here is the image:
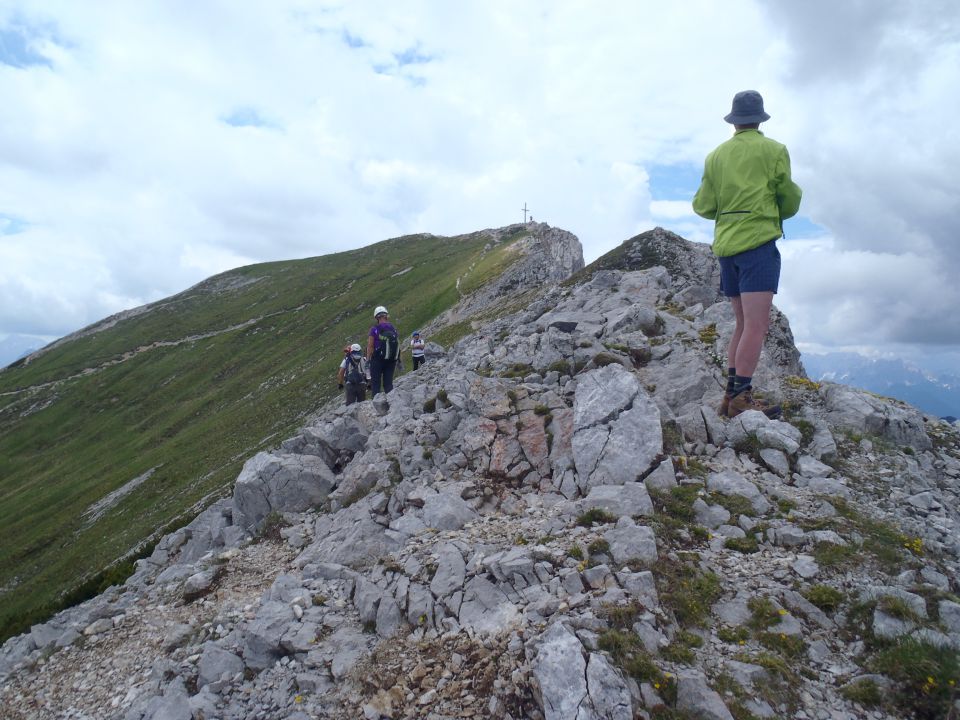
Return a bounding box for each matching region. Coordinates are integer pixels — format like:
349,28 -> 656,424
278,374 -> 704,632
2,228 -> 959,720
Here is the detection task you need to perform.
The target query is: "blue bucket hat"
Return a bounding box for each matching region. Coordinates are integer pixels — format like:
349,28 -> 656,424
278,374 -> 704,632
724,90 -> 770,125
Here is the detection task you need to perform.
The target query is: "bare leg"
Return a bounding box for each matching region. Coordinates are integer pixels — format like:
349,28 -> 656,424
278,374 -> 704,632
727,296 -> 745,368
732,291 -> 773,377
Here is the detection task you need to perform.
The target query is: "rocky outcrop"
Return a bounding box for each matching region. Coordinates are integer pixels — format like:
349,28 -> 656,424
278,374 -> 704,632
2,231 -> 958,720
425,222 -> 584,334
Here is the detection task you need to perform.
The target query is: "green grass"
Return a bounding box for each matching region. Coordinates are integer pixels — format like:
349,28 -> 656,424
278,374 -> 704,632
0,228 -> 536,642
869,638 -> 960,719
576,508 -> 618,527
653,554 -> 721,628
724,536 -> 759,553
802,584 -> 845,612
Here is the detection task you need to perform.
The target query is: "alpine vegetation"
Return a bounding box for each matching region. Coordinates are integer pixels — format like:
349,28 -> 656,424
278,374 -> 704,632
2,228 -> 958,720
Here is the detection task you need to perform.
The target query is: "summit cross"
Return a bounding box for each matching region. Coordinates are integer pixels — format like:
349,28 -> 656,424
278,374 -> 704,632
521,203 -> 530,223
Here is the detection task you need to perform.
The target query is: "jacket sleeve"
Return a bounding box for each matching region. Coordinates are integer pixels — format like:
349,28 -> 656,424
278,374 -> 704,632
775,148 -> 802,220
692,158 -> 717,220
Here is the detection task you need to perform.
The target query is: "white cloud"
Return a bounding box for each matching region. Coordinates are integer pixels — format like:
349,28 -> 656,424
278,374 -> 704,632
0,0 -> 957,361
649,200 -> 694,220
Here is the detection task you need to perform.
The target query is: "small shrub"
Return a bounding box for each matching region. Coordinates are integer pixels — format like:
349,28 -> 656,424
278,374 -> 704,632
652,485 -> 700,521
802,584 -> 844,611
568,544 -> 584,560
660,641 -> 695,664
436,388 -> 448,404
654,556 -> 721,628
684,458 -> 709,479
877,595 -> 920,622
547,360 -> 570,375
600,601 -> 644,629
662,420 -> 683,454
534,404 -> 551,416
422,396 -> 437,413
588,538 -> 611,555
839,678 -> 883,707
776,498 -> 797,514
717,625 -> 750,644
698,324 -> 718,345
255,511 -> 289,543
690,525 -> 710,541
724,536 -> 759,553
784,375 -> 821,392
732,434 -> 763,462
747,596 -> 783,631
577,508 -> 617,527
757,631 -> 806,658
592,352 -> 623,368
791,419 -> 815,446
812,541 -> 858,568
501,363 -> 534,379
711,493 -> 756,517
869,638 -> 960,718
661,630 -> 703,664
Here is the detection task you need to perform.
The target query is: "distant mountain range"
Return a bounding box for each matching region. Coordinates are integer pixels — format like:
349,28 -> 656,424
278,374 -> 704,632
802,351 -> 960,421
0,335 -> 42,368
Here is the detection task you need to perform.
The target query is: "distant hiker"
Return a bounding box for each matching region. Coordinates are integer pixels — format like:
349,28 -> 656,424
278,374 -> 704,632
693,90 -> 802,419
410,331 -> 426,370
338,343 -> 369,405
367,306 -> 400,396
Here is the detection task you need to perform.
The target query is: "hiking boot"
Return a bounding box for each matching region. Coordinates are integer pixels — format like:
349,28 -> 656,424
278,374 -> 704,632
719,391 -> 774,417
727,389 -> 782,420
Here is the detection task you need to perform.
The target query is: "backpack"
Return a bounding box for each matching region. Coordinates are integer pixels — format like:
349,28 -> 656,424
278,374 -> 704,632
378,327 -> 400,362
345,356 -> 364,385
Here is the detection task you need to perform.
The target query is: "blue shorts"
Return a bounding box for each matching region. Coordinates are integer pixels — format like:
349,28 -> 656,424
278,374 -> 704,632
718,239 -> 781,297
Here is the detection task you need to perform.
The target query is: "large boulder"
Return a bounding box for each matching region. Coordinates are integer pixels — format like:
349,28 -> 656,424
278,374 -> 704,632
532,622 -> 589,720
573,364 -> 662,490
820,382 -> 931,450
232,452 -> 337,532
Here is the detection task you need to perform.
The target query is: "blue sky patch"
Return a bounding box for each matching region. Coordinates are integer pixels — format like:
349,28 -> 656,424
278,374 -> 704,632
342,30 -> 366,49
0,214 -> 28,235
394,45 -> 432,67
647,163 -> 703,200
0,24 -> 53,69
783,215 -> 827,239
222,107 -> 277,129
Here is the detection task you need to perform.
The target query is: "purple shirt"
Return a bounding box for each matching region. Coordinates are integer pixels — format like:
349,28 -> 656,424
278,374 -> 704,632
369,321 -> 398,353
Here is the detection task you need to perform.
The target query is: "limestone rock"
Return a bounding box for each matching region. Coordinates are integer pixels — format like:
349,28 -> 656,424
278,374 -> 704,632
232,451 -> 336,532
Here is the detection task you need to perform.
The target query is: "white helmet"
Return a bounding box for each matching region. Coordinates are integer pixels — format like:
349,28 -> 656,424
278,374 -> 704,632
374,305 -> 388,318
350,343 -> 362,352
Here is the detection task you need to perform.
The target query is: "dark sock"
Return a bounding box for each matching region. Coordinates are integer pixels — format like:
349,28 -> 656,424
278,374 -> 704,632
726,368 -> 736,394
732,375 -> 752,396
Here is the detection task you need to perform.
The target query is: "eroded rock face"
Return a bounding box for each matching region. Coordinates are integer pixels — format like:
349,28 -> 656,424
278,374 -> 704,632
820,382 -> 932,450
233,452 -> 337,532
4,228 -> 956,720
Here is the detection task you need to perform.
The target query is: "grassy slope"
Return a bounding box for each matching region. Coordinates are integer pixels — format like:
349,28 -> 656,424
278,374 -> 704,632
0,228 -> 529,640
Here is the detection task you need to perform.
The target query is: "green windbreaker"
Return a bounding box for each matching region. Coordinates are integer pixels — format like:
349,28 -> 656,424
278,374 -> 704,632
692,129 -> 802,257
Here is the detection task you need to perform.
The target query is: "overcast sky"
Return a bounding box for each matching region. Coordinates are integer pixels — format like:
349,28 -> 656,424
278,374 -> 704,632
2,0 -> 959,369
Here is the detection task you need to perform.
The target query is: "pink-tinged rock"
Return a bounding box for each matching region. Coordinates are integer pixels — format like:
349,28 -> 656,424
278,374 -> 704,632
489,435 -> 522,477
518,411 -> 550,473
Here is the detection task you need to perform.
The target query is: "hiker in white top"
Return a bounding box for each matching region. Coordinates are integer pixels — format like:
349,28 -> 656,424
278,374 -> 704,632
410,331 -> 426,370
338,343 -> 369,405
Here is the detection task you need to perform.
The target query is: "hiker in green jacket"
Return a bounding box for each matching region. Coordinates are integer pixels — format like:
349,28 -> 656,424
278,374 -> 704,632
693,90 -> 802,419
